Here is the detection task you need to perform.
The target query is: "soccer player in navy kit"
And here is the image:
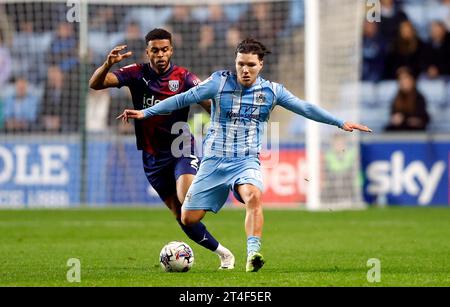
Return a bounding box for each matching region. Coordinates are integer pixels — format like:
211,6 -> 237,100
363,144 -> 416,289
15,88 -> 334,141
89,28 -> 235,269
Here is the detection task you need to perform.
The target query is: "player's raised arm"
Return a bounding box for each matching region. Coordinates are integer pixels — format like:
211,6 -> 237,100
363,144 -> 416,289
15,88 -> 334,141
89,45 -> 133,90
276,85 -> 372,133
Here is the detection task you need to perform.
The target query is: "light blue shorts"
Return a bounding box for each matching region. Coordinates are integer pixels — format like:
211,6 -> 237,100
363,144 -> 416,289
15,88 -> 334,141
183,155 -> 264,213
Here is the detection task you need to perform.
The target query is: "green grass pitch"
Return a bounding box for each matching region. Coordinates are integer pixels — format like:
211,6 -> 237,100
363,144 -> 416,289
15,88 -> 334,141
0,207 -> 449,286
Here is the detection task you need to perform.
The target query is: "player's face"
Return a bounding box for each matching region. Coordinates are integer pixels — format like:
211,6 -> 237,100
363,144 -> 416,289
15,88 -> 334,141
235,53 -> 263,87
146,39 -> 173,73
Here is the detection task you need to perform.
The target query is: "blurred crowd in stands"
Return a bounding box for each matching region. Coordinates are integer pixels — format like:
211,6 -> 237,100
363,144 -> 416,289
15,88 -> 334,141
0,1 -> 303,134
0,0 -> 449,135
361,0 -> 450,132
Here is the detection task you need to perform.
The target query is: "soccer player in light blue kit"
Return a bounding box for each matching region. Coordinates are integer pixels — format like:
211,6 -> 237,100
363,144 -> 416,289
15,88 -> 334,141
118,39 -> 372,272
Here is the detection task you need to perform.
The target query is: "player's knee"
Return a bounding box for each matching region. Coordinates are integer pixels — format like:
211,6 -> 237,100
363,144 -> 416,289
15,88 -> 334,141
245,190 -> 262,208
181,214 -> 199,226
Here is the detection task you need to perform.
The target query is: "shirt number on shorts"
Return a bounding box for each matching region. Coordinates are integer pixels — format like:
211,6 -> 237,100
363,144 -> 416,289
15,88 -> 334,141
190,155 -> 199,171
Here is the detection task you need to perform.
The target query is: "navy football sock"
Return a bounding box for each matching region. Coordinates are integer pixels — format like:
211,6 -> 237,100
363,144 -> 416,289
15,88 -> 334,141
177,219 -> 219,251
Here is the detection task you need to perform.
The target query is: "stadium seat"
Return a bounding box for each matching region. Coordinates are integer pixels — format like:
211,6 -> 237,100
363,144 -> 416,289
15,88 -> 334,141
359,82 -> 377,107
424,81 -> 450,132
88,32 -> 112,57
425,4 -> 450,26
224,4 -> 250,23
12,32 -> 52,55
360,107 -> 390,133
0,82 -> 44,115
340,82 -> 376,109
32,83 -> 45,101
424,89 -> 450,132
402,4 -> 429,40
417,79 -> 447,108
375,81 -> 398,108
123,7 -> 172,35
107,32 -> 126,50
428,105 -> 450,132
446,81 -> 450,105
0,83 -> 15,101
11,32 -> 52,83
341,82 -> 384,131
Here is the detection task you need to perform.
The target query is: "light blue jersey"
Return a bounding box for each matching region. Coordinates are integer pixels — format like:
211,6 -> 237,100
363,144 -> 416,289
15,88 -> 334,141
142,70 -> 346,212
143,70 -> 345,158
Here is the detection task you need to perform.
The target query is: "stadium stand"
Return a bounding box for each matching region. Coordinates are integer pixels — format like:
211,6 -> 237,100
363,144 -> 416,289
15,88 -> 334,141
1,0 -> 450,139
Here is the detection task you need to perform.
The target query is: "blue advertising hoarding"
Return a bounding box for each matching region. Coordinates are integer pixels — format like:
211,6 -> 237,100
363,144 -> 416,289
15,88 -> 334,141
0,136 -> 449,207
0,139 -> 81,208
361,141 -> 449,206
86,140 -> 162,206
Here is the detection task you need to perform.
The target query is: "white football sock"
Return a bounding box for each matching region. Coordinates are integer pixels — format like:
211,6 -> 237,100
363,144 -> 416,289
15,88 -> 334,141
214,244 -> 230,256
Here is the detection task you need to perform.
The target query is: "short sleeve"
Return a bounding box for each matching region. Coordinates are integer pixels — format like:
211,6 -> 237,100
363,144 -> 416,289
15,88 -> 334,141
111,63 -> 139,88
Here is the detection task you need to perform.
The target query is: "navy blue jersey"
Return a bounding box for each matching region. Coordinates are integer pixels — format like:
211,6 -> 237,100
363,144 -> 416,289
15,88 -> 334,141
113,63 -> 200,155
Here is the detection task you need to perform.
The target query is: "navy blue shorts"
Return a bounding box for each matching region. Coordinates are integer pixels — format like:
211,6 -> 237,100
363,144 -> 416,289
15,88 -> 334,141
142,151 -> 200,201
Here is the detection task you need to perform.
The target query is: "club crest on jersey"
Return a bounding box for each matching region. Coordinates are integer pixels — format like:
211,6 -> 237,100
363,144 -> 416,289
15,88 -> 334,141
256,93 -> 266,104
168,80 -> 180,92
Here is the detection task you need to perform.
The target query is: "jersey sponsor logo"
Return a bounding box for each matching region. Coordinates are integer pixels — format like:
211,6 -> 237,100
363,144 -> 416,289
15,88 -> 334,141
225,106 -> 259,125
169,80 -> 180,92
143,94 -> 161,108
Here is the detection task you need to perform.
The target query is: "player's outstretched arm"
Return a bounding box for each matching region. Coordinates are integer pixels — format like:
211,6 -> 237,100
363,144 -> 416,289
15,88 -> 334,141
117,89 -> 204,123
341,122 -> 372,133
276,85 -> 372,133
89,45 -> 133,90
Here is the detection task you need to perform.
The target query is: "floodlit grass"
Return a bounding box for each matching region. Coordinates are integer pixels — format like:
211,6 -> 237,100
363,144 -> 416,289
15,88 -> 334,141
0,207 -> 449,286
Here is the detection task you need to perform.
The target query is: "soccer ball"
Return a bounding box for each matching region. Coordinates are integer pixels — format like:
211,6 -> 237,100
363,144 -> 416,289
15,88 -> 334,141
159,241 -> 194,272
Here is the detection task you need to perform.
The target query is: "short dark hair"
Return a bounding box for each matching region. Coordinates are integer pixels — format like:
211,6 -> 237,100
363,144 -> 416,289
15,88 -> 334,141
145,28 -> 172,45
235,38 -> 271,60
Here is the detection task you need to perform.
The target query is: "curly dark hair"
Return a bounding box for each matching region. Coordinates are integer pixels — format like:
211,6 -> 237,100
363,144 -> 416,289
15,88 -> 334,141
235,38 -> 271,60
145,28 -> 172,45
